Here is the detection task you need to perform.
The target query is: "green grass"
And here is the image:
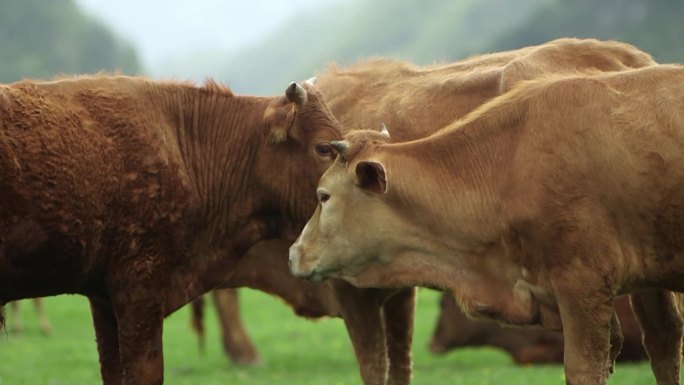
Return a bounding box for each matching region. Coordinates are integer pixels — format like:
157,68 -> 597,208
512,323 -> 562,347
0,289 -> 654,385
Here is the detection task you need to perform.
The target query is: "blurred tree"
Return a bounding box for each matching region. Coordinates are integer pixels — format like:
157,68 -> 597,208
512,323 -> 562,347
0,0 -> 140,82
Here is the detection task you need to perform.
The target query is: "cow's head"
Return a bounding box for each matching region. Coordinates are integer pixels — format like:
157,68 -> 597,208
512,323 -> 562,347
429,292 -> 491,353
255,80 -> 344,234
288,128 -> 403,282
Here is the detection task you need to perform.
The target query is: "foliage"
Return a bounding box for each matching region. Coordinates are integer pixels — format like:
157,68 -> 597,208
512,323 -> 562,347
0,289 -> 653,384
0,0 -> 140,83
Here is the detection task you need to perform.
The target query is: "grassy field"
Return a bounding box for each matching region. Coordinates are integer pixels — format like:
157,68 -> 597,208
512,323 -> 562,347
0,288 -> 654,385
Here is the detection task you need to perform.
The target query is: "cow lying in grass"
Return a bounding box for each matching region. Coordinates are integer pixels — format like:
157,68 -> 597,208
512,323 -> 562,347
429,294 -> 647,364
290,64 -> 684,385
8,298 -> 52,335
195,38 -> 656,385
0,75 -> 342,385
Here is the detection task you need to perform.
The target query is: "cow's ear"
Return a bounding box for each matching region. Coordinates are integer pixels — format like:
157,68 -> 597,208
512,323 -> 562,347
356,161 -> 386,194
266,82 -> 307,143
265,103 -> 296,143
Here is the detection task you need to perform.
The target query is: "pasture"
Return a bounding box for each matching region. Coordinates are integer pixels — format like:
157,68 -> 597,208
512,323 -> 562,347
0,289 -> 653,385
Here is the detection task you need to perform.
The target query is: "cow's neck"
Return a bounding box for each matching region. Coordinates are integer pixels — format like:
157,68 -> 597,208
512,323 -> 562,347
361,104 -> 537,324
168,87 -> 273,241
385,104 -> 523,256
158,86 -> 276,312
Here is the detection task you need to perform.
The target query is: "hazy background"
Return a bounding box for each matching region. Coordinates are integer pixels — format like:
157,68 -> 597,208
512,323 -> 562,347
1,0 -> 682,94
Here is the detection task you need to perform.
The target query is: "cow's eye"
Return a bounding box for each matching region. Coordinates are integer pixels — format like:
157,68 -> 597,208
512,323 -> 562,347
316,144 -> 333,156
318,191 -> 331,203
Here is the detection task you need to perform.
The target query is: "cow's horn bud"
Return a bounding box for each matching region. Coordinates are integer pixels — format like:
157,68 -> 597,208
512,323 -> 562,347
379,123 -> 390,139
330,140 -> 350,154
286,82 -> 307,107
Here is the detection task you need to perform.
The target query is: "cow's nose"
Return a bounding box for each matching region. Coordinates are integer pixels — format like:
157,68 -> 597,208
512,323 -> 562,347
288,245 -> 304,273
289,245 -> 321,281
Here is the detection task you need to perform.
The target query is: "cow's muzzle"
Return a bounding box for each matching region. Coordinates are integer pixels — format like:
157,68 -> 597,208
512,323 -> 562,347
288,244 -> 328,283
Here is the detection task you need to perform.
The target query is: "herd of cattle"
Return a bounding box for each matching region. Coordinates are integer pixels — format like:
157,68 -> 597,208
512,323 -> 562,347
0,37 -> 682,385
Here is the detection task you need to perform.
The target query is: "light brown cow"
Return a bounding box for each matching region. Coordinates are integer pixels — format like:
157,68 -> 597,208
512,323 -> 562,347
316,38 -> 655,141
429,294 -> 647,364
199,38 -> 656,385
0,76 -> 342,384
8,298 -> 53,335
290,64 -> 684,385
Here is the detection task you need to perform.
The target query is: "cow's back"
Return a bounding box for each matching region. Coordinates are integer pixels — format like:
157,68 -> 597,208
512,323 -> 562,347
316,38 -> 655,141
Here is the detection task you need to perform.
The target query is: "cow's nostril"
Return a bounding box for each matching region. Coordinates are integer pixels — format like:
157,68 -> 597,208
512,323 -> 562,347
288,246 -> 303,270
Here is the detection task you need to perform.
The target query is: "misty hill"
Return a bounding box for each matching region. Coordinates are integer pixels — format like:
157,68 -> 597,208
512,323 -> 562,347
488,0 -> 684,64
156,0 -> 682,95
0,0 -> 140,82
156,0 -> 551,94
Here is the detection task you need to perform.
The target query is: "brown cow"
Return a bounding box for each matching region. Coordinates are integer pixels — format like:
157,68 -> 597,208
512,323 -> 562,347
0,75 -> 342,384
199,38 -> 656,385
429,294 -> 647,364
290,64 -> 684,385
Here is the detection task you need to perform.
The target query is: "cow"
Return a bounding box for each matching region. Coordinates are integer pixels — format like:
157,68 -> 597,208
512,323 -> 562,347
289,64 -> 684,385
189,289 -> 261,365
197,38 -> 656,385
8,298 -> 53,335
0,75 -> 343,385
429,294 -> 647,364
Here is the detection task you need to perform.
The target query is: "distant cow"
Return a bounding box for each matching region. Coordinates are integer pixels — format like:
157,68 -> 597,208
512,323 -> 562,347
429,294 -> 647,364
199,38 -> 656,384
8,298 -> 52,335
0,75 -> 342,384
189,289 -> 260,365
290,65 -> 684,385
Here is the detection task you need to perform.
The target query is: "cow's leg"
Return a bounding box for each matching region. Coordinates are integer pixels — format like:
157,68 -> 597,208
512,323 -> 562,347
112,291 -> 165,385
607,308 -> 623,374
189,296 -> 207,353
9,301 -> 21,333
555,277 -> 614,385
630,289 -> 682,385
212,288 -> 261,365
33,298 -> 53,335
382,288 -> 415,385
332,279 -> 388,385
89,297 -> 122,385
